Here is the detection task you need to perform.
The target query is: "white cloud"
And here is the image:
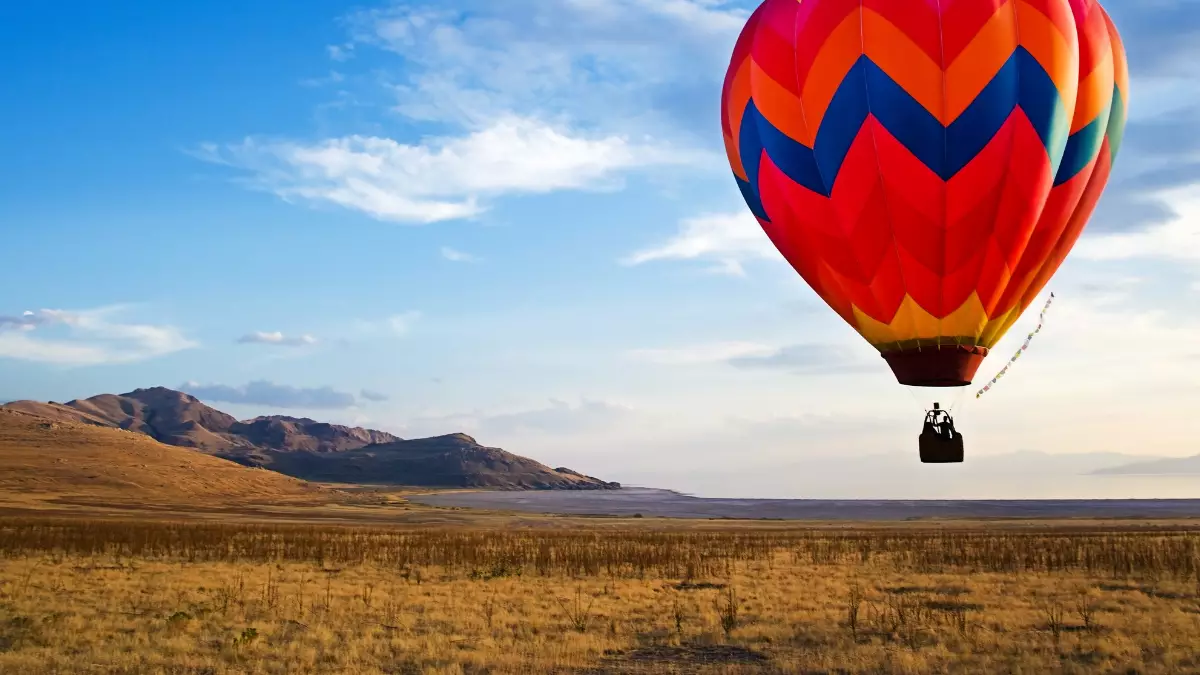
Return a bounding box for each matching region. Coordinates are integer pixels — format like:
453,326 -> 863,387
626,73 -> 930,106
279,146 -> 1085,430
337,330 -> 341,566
180,380 -> 358,410
626,340 -> 874,375
346,311 -> 422,340
347,0 -> 746,134
202,117 -> 694,224
196,0 -> 737,224
404,397 -> 638,439
621,212 -> 778,275
626,341 -> 776,366
1077,186 -> 1200,264
360,389 -> 390,402
440,246 -> 478,263
0,311 -> 40,332
1037,301 -> 1200,380
0,306 -> 197,366
237,331 -> 319,347
387,311 -> 420,336
326,44 -> 354,62
299,70 -> 345,88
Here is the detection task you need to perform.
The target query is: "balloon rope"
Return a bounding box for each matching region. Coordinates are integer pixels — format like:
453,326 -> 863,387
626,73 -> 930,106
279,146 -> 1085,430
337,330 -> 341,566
948,384 -> 968,414
904,385 -> 926,413
975,292 -> 1055,399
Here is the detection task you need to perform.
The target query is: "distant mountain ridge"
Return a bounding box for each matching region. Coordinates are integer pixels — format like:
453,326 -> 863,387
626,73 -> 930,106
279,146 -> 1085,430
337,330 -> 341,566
1092,455 -> 1200,476
1,388 -> 619,490
231,415 -> 401,453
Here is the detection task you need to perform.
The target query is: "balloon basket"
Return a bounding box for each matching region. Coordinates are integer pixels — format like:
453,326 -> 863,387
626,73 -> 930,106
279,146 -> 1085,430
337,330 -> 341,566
919,428 -> 964,463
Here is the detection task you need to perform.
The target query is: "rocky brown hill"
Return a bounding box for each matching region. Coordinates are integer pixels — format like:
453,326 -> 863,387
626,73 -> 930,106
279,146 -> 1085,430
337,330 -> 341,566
231,415 -> 400,453
2,388 -> 619,490
0,408 -> 329,506
4,388 -> 400,453
227,432 -> 620,489
4,388 -> 247,452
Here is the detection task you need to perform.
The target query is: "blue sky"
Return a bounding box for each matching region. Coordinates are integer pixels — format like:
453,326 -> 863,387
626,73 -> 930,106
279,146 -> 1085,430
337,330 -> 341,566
2,0 -> 1199,498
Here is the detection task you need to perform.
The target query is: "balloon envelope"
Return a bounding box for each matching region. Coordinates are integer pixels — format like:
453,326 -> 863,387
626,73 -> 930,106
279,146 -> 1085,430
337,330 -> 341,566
721,0 -> 1127,387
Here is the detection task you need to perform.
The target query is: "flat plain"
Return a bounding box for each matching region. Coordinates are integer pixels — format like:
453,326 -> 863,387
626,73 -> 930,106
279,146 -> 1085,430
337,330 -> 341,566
4,518 -> 1200,674
4,409 -> 1200,674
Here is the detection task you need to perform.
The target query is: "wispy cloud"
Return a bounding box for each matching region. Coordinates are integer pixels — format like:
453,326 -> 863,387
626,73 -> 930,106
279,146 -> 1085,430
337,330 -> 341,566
728,344 -> 876,375
440,246 -> 478,263
299,70 -> 345,88
387,311 -> 420,336
627,340 -> 872,374
326,43 -> 355,62
1088,107 -> 1200,234
349,311 -> 422,339
406,398 -> 637,438
1078,186 -> 1200,264
237,331 -> 319,347
627,341 -> 776,366
621,212 -> 777,276
1105,2 -> 1200,80
197,0 -> 735,225
199,117 -> 698,225
0,306 -> 197,366
0,311 -> 42,332
344,0 -> 746,138
360,389 -> 390,402
480,398 -> 635,435
180,380 -> 358,410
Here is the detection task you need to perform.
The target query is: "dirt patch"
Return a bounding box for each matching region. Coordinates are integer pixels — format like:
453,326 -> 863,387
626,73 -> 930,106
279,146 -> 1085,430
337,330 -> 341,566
1097,583 -> 1193,600
608,643 -> 769,666
675,581 -> 727,591
926,600 -> 985,612
884,585 -> 970,596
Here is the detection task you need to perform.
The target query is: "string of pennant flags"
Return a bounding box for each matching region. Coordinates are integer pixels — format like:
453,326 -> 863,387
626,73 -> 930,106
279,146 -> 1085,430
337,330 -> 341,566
975,292 -> 1055,399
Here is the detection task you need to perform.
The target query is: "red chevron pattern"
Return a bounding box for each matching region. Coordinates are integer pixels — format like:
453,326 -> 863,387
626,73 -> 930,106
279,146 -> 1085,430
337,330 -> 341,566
722,0 -> 1127,386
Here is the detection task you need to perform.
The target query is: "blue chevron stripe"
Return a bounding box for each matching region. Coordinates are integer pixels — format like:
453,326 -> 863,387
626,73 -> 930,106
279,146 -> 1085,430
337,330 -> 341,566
739,47 -> 1071,196
738,99 -> 765,193
1106,84 -> 1127,160
742,103 -> 828,199
751,100 -> 827,197
1054,112 -> 1108,186
736,175 -> 769,222
736,100 -> 770,221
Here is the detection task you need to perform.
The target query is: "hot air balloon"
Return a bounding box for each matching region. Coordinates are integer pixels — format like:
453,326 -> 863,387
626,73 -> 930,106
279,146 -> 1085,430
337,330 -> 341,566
721,0 -> 1127,462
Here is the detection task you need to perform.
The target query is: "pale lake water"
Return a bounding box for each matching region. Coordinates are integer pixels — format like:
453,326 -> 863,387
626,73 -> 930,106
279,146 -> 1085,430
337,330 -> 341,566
413,476 -> 1200,520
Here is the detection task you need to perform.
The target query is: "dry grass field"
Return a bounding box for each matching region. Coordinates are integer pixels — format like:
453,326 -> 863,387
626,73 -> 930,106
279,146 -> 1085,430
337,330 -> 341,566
6,406 -> 1200,673
3,519 -> 1200,674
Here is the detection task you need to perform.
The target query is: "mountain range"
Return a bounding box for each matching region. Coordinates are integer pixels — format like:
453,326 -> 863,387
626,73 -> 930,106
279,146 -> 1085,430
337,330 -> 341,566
1,387 -> 620,490
1091,455 -> 1200,475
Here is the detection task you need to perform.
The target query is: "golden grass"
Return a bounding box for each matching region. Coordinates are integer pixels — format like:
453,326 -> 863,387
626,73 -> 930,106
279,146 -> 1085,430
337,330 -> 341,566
0,410 -> 335,510
3,519 -> 1200,674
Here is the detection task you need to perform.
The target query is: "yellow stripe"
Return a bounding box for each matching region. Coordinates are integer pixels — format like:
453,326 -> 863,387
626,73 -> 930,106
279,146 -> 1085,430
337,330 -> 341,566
979,303 -> 1022,347
852,292 -> 992,349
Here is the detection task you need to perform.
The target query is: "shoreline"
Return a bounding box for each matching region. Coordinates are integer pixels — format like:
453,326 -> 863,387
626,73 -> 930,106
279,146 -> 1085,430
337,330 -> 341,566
410,487 -> 1200,521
